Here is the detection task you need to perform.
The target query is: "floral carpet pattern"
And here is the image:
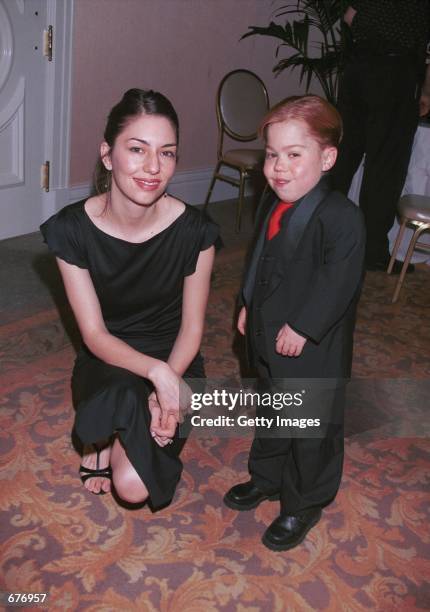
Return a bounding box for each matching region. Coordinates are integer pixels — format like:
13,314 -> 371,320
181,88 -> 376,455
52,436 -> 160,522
1,246 -> 429,611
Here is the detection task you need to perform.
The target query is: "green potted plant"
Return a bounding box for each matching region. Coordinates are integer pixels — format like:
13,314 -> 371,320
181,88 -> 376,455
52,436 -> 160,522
242,0 -> 352,104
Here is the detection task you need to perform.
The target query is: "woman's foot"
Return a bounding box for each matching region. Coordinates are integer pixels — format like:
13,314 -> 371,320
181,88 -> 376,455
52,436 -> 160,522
79,442 -> 112,495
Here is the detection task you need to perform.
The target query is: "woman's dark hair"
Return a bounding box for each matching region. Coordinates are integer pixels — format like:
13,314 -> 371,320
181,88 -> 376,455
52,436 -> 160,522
94,88 -> 179,194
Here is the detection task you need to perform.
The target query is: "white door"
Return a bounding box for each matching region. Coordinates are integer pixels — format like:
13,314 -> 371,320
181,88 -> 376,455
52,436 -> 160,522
0,0 -> 49,240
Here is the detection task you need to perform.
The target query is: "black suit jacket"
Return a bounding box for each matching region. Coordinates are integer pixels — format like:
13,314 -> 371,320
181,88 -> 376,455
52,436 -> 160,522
242,177 -> 366,380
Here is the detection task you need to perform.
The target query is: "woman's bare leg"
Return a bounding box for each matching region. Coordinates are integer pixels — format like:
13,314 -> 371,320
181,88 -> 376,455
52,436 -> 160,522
110,436 -> 149,504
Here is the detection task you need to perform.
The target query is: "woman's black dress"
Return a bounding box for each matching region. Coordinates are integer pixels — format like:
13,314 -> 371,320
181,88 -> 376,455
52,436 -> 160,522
40,200 -> 219,508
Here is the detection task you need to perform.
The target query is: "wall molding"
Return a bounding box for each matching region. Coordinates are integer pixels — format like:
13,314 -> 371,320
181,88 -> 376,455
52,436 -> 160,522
46,0 -> 74,189
41,0 -> 74,222
61,166 -> 253,208
169,166 -> 253,204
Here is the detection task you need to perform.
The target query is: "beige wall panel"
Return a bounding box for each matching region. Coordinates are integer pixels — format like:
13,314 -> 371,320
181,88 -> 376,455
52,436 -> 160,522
70,0 -> 307,185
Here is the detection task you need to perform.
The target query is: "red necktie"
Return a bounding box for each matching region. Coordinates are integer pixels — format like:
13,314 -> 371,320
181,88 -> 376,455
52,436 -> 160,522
266,201 -> 293,240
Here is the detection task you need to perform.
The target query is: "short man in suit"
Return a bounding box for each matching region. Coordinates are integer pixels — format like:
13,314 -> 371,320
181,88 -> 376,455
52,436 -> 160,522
224,95 -> 366,551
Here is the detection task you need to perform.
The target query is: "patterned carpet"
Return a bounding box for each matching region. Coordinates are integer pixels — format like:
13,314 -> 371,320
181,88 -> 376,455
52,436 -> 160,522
1,242 -> 429,611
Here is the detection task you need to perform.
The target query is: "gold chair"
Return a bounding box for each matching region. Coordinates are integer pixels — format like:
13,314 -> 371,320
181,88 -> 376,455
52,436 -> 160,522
203,69 -> 269,232
388,194 -> 430,302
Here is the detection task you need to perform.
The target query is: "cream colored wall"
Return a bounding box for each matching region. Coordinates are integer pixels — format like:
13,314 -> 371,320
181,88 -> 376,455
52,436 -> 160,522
70,0 -> 306,186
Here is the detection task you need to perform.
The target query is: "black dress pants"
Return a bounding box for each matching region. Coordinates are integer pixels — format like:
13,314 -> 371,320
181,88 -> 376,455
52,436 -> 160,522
248,360 -> 345,515
331,53 -> 420,264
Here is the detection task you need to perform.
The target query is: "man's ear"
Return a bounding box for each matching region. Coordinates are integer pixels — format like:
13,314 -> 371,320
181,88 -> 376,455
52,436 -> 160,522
100,142 -> 112,170
322,146 -> 338,171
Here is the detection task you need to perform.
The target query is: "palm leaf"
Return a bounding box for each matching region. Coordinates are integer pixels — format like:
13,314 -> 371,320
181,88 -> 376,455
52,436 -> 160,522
241,0 -> 349,102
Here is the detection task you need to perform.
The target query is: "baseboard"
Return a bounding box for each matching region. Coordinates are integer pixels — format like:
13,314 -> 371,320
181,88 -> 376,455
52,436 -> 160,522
65,166 -> 253,209
67,183 -> 92,203
167,166 -> 252,204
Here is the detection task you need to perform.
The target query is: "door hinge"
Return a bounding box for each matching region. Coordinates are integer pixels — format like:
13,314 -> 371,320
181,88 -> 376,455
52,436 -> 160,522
41,161 -> 50,192
43,25 -> 53,61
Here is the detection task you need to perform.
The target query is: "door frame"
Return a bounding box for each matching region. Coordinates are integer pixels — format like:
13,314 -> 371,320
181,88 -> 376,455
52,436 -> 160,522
42,0 -> 74,219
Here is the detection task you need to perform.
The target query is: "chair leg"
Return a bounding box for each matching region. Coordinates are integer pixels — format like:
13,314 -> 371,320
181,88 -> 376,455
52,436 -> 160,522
235,172 -> 246,233
203,162 -> 222,214
391,225 -> 422,303
387,219 -> 407,274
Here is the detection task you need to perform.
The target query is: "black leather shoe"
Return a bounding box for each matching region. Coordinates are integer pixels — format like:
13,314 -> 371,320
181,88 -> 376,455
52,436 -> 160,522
262,508 -> 322,551
366,258 -> 415,274
223,480 -> 279,511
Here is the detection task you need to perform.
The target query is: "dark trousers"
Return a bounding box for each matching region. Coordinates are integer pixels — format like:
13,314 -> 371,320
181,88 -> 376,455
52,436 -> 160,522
248,360 -> 345,515
331,54 -> 420,263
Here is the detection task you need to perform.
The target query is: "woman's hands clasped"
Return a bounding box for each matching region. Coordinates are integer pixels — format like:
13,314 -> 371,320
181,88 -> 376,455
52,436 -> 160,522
148,392 -> 177,447
147,361 -> 191,447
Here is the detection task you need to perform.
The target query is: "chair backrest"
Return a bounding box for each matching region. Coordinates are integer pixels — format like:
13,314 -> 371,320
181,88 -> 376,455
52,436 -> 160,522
217,69 -> 269,142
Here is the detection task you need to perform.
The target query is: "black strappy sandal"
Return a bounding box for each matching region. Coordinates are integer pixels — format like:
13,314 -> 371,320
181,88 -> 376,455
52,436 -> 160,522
79,444 -> 112,495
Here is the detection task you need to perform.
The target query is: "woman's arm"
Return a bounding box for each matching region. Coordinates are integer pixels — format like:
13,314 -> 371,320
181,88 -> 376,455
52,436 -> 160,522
56,258 -> 182,424
167,246 -> 215,375
148,246 -> 215,446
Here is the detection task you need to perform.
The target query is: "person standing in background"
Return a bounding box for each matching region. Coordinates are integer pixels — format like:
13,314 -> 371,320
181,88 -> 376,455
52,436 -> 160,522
331,1 -> 430,272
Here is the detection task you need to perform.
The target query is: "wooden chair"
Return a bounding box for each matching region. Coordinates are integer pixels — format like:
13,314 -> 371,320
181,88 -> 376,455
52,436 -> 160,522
203,69 -> 269,232
388,194 -> 430,302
